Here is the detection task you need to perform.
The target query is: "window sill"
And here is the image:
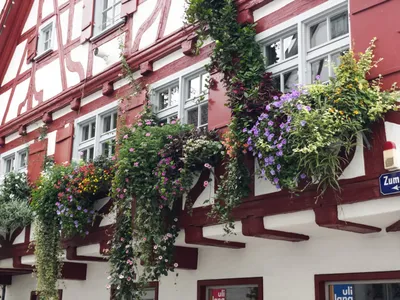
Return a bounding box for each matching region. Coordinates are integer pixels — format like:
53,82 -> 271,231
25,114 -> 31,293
34,48 -> 54,62
90,18 -> 126,43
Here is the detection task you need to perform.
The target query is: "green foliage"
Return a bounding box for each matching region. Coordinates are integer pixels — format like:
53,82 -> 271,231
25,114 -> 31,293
0,172 -> 32,233
31,158 -> 113,298
186,0 -> 278,231
247,40 -> 398,195
110,101 -> 224,299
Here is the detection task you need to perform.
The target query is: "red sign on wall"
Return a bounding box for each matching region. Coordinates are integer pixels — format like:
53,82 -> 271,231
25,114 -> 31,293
210,289 -> 226,300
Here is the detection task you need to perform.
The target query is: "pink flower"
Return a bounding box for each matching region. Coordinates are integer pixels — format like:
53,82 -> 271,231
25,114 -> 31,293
171,120 -> 176,124
145,132 -> 151,137
203,181 -> 209,187
123,134 -> 128,139
127,277 -> 131,281
79,151 -> 84,156
125,178 -> 129,182
138,122 -> 143,126
154,245 -> 158,250
204,163 -> 211,169
129,148 -> 135,152
106,285 -> 111,289
159,256 -> 162,260
120,237 -> 125,242
167,135 -> 173,139
111,156 -> 116,161
174,263 -> 178,268
143,237 -> 147,241
160,123 -> 164,126
159,205 -> 163,209
134,162 -> 139,167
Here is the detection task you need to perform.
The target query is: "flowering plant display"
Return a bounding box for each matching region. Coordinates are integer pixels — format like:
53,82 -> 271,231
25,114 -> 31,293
246,40 -> 398,195
109,103 -> 224,299
31,157 -> 114,298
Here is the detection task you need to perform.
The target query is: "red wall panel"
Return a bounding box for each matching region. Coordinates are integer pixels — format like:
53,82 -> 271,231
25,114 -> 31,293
54,124 -> 74,164
351,0 -> 400,89
27,139 -> 48,184
208,72 -> 231,130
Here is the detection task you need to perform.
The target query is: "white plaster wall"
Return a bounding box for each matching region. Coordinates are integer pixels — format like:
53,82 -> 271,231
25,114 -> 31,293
42,0 -> 54,19
0,89 -> 11,124
47,130 -> 57,156
5,78 -> 30,122
72,1 -> 83,41
131,0 -> 158,49
92,35 -> 124,76
58,0 -> 69,7
139,14 -> 160,51
5,230 -> 400,300
6,263 -> 110,300
70,43 -> 89,80
22,0 -> 39,34
2,41 -> 27,85
60,8 -> 69,46
163,0 -> 186,37
34,59 -> 63,103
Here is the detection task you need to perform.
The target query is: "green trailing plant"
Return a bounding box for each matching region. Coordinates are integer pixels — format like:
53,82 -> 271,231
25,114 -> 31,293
0,172 -> 32,233
109,101 -> 224,299
31,158 -> 113,299
186,0 -> 279,231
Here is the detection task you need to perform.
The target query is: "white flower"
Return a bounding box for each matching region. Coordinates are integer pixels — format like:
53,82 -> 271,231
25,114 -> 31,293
119,275 -> 124,279
174,263 -> 179,268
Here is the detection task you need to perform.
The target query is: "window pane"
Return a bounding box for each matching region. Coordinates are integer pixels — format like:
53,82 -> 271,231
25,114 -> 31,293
170,85 -> 179,106
102,9 -> 114,29
187,107 -> 198,126
272,75 -> 281,91
310,20 -> 327,48
265,40 -> 281,66
114,2 -> 121,20
327,283 -> 400,300
142,288 -> 156,300
331,12 -> 349,40
103,0 -> 111,10
188,76 -> 201,99
5,158 -> 14,173
91,122 -> 96,138
89,147 -> 94,161
311,57 -> 329,82
207,286 -> 258,300
283,69 -> 298,92
284,33 -> 298,59
200,104 -> 208,126
112,112 -> 118,130
103,115 -> 112,133
19,152 -> 27,168
201,74 -> 209,93
82,125 -> 89,141
81,149 -> 88,161
331,51 -> 347,76
159,90 -> 169,110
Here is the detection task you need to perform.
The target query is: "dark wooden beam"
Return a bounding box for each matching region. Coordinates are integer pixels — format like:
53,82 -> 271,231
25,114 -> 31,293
66,246 -> 108,262
314,206 -> 381,234
0,275 -> 12,285
61,262 -> 87,281
173,246 -> 198,270
185,226 -> 245,249
242,216 -> 309,242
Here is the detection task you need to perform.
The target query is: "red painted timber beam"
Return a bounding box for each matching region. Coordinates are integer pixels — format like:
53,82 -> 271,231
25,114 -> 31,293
241,216 -> 310,242
386,220 -> 400,232
66,246 -> 108,262
61,262 -> 87,281
314,206 -> 381,234
173,246 -> 198,270
185,226 -> 245,249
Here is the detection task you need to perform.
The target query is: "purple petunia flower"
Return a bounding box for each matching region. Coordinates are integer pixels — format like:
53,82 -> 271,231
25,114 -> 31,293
315,74 -> 321,81
300,173 -> 307,179
276,151 -> 283,157
270,169 -> 276,176
267,133 -> 274,142
243,128 -> 248,133
77,206 -> 81,211
277,164 -> 281,171
268,121 -> 274,127
297,104 -> 303,110
273,177 -> 279,184
300,120 -> 307,127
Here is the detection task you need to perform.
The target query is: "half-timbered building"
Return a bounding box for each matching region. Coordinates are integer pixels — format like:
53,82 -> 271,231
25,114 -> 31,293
0,0 -> 400,299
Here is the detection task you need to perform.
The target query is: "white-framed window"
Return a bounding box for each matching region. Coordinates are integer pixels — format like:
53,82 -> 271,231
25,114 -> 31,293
94,0 -> 123,36
0,145 -> 29,180
151,62 -> 210,129
74,102 -> 118,162
261,1 -> 349,91
36,20 -> 55,58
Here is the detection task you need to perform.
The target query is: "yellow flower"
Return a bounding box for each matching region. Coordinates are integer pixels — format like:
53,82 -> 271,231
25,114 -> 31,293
329,108 -> 335,113
353,110 -> 359,115
339,111 -> 344,115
